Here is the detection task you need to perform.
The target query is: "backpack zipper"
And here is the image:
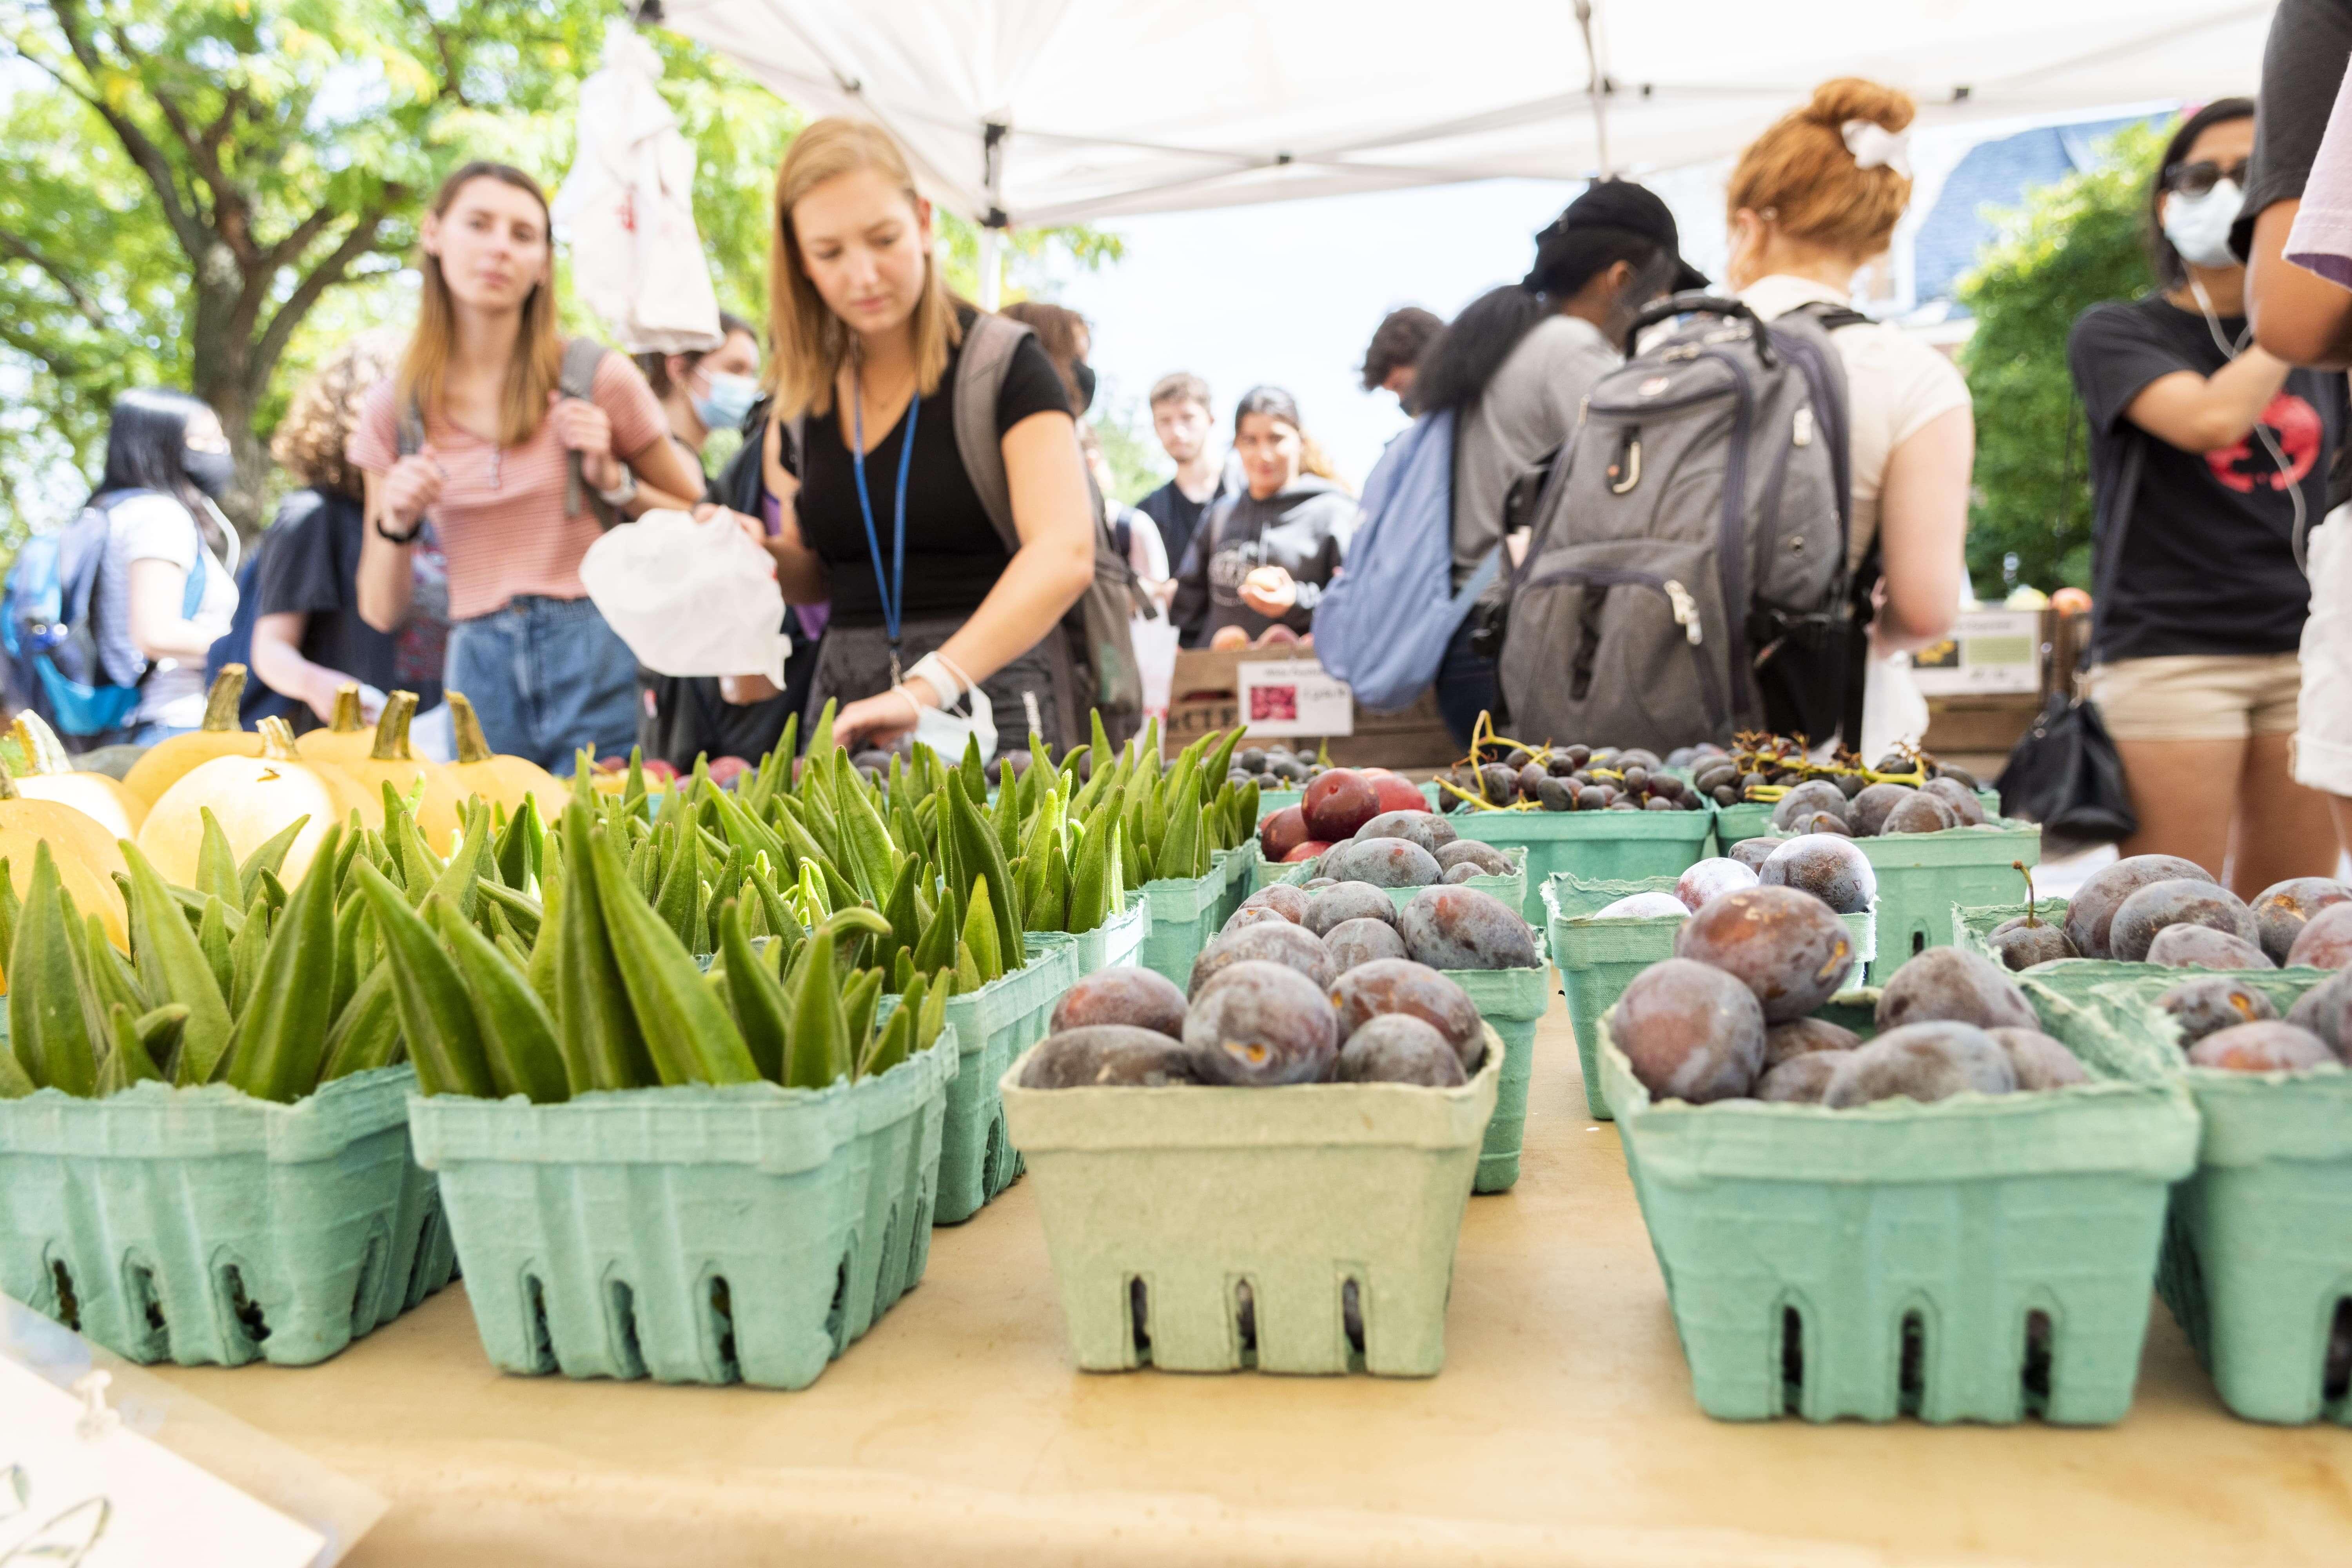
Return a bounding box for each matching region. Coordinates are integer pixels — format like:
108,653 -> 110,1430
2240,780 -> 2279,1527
1517,563 -> 1728,729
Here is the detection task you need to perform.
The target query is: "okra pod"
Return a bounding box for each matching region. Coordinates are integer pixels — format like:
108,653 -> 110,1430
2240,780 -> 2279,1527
349,859 -> 496,1099
785,904 -> 848,1089
717,900 -> 790,1083
430,897 -> 571,1103
220,827 -> 346,1103
840,967 -> 883,1078
555,806 -> 659,1091
588,815 -> 759,1086
194,808 -> 241,904
319,960 -> 400,1083
237,815 -> 309,908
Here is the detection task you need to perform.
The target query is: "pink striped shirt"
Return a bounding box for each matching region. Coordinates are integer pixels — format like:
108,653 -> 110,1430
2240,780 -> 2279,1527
348,352 -> 668,622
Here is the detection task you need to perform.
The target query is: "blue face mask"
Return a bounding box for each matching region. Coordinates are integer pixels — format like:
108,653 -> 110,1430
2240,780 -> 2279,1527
691,370 -> 760,434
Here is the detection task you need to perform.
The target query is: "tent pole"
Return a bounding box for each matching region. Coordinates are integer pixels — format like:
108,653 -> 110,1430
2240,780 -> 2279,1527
1574,0 -> 1612,178
980,118 -> 1009,310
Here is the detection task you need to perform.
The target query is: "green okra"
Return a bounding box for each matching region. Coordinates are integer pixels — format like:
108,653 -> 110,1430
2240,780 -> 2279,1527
0,1042 -> 35,1098
195,894 -> 234,1005
477,880 -> 543,945
430,897 -> 570,1103
652,820 -> 701,949
350,859 -> 495,1099
1156,753 -> 1201,881
319,960 -> 401,1083
227,887 -> 272,1016
554,805 -> 657,1091
0,861 -> 18,966
237,815 -> 309,909
219,827 -> 346,1104
194,808 -> 241,904
951,939 -> 982,996
588,815 -> 759,1086
494,793 -> 544,889
961,875 -> 1003,984
840,967 -> 883,1075
718,900 -> 790,1083
862,978 -> 917,1079
891,946 -> 915,992
328,880 -> 372,1026
948,776 -> 1021,968
426,802 -> 493,917
76,912 -> 147,1061
785,902 -> 848,1089
11,847 -> 96,1095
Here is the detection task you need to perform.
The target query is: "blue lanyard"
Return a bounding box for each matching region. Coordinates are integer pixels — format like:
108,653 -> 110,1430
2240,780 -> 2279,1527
850,366 -> 919,661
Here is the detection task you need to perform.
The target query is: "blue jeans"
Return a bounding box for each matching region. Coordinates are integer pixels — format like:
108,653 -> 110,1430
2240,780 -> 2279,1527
1432,613 -> 1498,751
446,595 -> 639,774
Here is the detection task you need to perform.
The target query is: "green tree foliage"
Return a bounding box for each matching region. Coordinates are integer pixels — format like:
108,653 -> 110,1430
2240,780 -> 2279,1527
0,0 -> 1118,542
1089,394 -> 1170,506
1956,120 -> 2167,596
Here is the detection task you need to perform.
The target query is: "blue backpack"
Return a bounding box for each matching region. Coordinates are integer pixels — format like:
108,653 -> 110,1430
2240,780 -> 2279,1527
2,490 -> 205,741
1308,409 -> 1498,712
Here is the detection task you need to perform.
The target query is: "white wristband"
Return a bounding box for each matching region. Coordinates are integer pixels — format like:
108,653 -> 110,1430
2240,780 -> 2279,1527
905,651 -> 974,710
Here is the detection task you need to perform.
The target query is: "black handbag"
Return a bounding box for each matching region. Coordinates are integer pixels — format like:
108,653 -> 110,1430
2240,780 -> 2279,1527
1994,412 -> 2138,848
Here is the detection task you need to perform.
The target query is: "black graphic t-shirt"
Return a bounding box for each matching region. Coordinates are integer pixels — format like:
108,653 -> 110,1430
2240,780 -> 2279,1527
2070,294 -> 2344,661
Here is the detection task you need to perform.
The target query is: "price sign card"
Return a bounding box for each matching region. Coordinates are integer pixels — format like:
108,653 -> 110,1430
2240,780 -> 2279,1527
1236,657 -> 1354,737
0,1360 -> 326,1568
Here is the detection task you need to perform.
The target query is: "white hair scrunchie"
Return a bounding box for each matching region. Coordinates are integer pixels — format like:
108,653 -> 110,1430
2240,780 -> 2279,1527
1841,120 -> 1912,179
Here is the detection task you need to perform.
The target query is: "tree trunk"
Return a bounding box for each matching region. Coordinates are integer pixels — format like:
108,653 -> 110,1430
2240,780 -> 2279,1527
187,239 -> 267,538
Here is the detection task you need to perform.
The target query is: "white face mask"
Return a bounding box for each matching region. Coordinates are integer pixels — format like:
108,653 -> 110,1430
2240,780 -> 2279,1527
2163,181 -> 2243,271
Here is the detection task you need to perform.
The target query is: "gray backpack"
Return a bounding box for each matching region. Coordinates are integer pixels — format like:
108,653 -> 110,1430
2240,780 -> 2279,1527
1494,294 -> 1860,752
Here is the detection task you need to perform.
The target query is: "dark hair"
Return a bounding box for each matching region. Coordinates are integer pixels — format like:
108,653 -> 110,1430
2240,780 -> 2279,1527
633,310 -> 760,397
1360,307 -> 1442,391
95,388 -> 215,527
1415,230 -> 1677,416
2147,97 -> 2255,289
1000,300 -> 1091,407
1235,385 -> 1340,484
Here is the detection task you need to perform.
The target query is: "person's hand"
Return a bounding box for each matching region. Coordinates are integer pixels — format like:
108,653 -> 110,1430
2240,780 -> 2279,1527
1238,564 -> 1297,617
383,449 -> 443,530
719,673 -> 781,706
834,677 -> 940,750
553,396 -> 621,492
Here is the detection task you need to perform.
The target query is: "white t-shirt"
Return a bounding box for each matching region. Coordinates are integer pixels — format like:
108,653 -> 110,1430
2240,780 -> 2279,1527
1739,275 -> 1972,572
102,492 -> 239,728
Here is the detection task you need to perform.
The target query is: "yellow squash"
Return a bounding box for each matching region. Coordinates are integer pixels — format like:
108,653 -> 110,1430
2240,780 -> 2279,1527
329,690 -> 467,849
120,664 -> 263,806
297,682 -> 379,770
137,717 -> 370,889
0,759 -> 129,949
7,710 -> 145,838
444,691 -> 565,820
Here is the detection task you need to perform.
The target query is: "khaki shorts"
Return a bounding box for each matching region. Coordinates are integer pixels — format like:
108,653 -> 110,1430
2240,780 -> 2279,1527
2085,653 -> 2303,742
2294,508 -> 2352,794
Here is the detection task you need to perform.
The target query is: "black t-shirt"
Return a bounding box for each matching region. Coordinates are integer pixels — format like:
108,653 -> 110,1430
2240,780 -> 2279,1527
1137,475 -> 1226,579
795,310 -> 1071,627
255,488 -> 444,726
2069,296 -> 2343,661
2232,0 -> 2352,261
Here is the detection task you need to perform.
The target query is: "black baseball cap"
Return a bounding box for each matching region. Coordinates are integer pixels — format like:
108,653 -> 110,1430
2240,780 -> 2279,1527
1526,178 -> 1710,295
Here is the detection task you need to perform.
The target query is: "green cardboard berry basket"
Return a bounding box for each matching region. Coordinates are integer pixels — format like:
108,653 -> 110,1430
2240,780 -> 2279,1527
1141,849 -> 1256,990
0,1066 -> 454,1367
927,943 -> 1078,1223
408,1029 -> 956,1390
1760,817 -> 2041,982
1452,807 -> 1712,924
1261,853 -> 1526,920
1000,1027 -> 1500,1377
2043,972 -> 2352,1425
1597,988 -> 2198,1424
1546,872 -> 1876,1120
1254,779 -> 1441,823
1443,937 -> 1549,1195
1949,898 -> 2189,1010
1028,890 -> 1152,978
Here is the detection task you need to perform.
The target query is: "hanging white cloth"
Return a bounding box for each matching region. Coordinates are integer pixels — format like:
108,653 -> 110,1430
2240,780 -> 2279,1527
552,22 -> 723,354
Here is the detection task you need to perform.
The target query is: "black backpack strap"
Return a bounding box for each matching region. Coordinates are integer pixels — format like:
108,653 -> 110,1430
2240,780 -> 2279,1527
557,337 -> 615,525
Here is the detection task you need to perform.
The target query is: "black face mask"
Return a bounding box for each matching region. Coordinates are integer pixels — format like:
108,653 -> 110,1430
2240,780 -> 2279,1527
183,447 -> 236,499
1071,360 -> 1097,415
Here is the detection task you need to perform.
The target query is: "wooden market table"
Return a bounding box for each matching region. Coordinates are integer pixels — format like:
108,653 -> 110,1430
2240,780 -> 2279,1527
154,992 -> 2352,1568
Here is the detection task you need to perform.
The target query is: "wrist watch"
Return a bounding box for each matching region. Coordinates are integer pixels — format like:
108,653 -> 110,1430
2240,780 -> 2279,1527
597,468 -> 639,508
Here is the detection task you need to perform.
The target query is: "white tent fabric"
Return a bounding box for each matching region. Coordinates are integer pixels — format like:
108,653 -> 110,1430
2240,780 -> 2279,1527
653,0 -> 2266,229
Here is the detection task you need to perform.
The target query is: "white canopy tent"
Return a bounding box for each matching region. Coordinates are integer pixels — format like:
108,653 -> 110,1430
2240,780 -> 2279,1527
651,0 -> 2267,301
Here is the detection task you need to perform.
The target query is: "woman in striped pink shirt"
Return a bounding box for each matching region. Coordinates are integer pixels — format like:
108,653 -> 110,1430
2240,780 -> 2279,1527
348,162 -> 705,770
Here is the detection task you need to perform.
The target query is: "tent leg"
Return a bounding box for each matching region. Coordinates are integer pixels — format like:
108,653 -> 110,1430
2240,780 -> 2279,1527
978,226 -> 1005,310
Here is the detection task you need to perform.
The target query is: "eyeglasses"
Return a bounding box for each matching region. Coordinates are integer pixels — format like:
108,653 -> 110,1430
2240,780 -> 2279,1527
2165,158 -> 2250,197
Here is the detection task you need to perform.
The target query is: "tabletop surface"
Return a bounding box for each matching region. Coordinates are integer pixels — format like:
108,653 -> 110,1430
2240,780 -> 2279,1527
154,991 -> 2352,1568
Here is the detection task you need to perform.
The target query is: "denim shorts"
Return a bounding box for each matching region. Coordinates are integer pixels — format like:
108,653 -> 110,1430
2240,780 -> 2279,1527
445,595 -> 640,774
